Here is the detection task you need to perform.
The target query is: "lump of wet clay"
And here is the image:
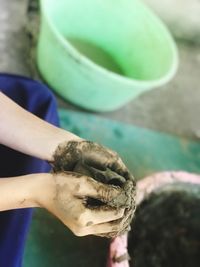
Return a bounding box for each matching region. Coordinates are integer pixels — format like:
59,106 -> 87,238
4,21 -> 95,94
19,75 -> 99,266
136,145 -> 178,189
51,141 -> 136,237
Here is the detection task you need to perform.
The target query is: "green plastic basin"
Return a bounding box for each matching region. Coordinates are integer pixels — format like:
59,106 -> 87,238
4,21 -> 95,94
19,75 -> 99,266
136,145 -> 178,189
37,0 -> 178,111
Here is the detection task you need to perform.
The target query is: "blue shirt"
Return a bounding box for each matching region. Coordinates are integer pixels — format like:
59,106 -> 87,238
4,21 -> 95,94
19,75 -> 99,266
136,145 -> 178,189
0,74 -> 59,267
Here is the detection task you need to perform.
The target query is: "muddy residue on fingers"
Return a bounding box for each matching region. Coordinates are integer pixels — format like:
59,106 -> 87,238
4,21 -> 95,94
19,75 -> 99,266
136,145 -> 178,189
51,140 -> 136,237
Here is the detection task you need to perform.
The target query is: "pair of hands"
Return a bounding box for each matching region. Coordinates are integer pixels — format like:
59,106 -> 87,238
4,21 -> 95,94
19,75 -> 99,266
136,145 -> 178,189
41,140 -> 135,238
0,92 -> 135,238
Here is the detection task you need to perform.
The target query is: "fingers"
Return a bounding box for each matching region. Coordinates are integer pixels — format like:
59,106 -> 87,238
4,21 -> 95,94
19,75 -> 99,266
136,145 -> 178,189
79,207 -> 125,226
76,175 -> 123,203
69,205 -> 131,237
82,142 -> 134,181
73,217 -> 125,237
54,172 -> 126,207
102,148 -> 135,182
67,200 -> 125,237
53,140 -> 134,184
109,156 -> 135,181
83,149 -> 115,171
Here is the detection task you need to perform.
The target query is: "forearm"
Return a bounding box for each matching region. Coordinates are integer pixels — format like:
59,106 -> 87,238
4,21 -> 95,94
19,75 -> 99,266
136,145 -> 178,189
0,92 -> 81,161
0,173 -> 52,211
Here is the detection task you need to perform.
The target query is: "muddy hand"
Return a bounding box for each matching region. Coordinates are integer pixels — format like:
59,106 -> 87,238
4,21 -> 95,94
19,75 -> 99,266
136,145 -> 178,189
51,140 -> 134,182
51,140 -> 136,237
40,172 -> 125,237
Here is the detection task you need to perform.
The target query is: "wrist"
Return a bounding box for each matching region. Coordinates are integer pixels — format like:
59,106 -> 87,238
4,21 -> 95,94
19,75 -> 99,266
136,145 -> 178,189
0,92 -> 83,162
30,173 -> 55,208
0,174 -> 52,211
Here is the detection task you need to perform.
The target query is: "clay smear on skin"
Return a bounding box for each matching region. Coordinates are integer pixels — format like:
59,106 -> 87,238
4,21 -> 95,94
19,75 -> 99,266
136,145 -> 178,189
52,141 -> 136,237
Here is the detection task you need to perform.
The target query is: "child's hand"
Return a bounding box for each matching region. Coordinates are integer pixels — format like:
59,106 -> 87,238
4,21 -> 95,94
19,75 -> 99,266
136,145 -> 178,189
39,172 -> 125,237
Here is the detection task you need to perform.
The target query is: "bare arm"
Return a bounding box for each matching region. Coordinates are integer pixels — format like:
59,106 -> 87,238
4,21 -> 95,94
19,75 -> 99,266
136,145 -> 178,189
0,92 -> 81,161
0,172 -> 124,237
0,92 -> 134,237
0,173 -> 46,211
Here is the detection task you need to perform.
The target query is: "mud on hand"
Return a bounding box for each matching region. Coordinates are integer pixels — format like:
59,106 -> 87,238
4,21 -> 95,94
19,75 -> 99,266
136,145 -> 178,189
51,140 -> 136,237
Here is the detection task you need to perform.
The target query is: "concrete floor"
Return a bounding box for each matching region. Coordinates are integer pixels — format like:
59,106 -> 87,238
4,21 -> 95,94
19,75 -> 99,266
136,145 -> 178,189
0,0 -> 200,140
144,0 -> 200,44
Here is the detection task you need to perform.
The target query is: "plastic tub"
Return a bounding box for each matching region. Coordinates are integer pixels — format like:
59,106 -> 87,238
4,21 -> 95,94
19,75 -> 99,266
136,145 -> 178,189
37,0 -> 178,111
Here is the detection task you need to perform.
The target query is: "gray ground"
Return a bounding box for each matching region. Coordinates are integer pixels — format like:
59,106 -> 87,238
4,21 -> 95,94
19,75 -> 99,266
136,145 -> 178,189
0,0 -> 199,140
144,0 -> 200,44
